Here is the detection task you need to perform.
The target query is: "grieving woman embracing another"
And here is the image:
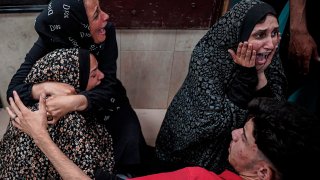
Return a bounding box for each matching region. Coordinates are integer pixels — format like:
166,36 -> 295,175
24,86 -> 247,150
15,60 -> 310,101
6,0 -> 147,175
156,0 -> 287,174
0,48 -> 113,178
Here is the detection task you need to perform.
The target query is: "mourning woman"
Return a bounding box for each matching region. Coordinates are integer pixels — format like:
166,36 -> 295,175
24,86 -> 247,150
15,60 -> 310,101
155,0 -> 287,173
6,0 -> 146,173
0,48 -> 114,178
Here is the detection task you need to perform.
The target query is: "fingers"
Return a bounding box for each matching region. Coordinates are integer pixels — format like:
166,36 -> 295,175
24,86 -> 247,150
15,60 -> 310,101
11,119 -> 22,130
38,93 -> 47,113
299,52 -> 312,74
236,42 -> 242,57
47,118 -> 58,125
312,48 -> 320,62
302,57 -> 310,74
47,120 -> 55,125
9,97 -> 22,118
251,50 -> 256,62
12,91 -> 28,112
6,106 -> 22,130
228,49 -> 236,60
246,44 -> 253,60
240,42 -> 247,59
6,106 -> 17,120
232,42 -> 255,67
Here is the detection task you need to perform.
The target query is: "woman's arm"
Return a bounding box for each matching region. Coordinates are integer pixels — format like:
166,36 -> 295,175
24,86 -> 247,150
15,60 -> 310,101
7,91 -> 91,180
35,133 -> 91,180
79,23 -> 125,115
289,0 -> 319,74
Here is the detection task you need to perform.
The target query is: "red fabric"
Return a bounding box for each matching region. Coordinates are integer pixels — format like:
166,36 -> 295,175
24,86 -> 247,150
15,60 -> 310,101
130,167 -> 241,180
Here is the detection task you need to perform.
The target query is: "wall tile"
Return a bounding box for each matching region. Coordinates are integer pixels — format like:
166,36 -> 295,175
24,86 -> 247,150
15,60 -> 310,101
135,109 -> 166,147
120,29 -> 176,51
0,13 -> 39,107
0,108 -> 10,140
175,29 -> 208,51
121,51 -> 173,109
168,51 -> 192,105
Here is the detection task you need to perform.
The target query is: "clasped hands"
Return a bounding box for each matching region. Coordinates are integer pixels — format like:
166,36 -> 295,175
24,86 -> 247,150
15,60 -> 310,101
31,81 -> 77,124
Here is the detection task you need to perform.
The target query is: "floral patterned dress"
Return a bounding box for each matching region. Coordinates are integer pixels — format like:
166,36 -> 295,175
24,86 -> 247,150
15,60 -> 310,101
0,48 -> 114,179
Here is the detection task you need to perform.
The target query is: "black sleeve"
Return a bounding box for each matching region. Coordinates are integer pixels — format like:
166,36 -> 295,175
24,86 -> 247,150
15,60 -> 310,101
79,23 -> 125,115
94,169 -> 125,180
6,37 -> 49,106
254,83 -> 273,97
227,65 -> 258,108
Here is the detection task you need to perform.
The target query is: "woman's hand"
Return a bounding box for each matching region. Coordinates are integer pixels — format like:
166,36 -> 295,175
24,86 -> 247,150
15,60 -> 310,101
228,42 -> 256,68
32,82 -> 76,100
45,94 -> 88,124
6,91 -> 49,141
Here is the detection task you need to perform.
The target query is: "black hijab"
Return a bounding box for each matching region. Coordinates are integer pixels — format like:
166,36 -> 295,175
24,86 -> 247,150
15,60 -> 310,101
240,2 -> 277,41
35,0 -> 104,55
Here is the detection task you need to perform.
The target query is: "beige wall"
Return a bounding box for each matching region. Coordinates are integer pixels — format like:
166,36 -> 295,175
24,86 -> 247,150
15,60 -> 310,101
0,13 -> 208,145
0,13 -> 207,108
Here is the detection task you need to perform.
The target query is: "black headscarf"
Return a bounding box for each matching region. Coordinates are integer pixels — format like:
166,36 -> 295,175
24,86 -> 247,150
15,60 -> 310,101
35,0 -> 104,55
240,2 -> 277,41
155,0 -> 287,173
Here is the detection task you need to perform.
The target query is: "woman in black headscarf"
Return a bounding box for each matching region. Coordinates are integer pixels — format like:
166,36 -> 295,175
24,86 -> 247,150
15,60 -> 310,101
6,0 -> 146,173
155,0 -> 287,173
0,48 -> 114,178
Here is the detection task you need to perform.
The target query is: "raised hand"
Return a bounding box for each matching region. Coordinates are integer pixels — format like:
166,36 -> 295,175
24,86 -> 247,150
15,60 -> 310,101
228,42 -> 256,68
6,91 -> 48,139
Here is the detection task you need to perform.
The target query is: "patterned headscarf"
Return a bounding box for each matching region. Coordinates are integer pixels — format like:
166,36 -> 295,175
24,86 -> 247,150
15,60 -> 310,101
0,48 -> 114,178
156,0 -> 286,173
25,48 -> 90,91
35,0 -> 104,54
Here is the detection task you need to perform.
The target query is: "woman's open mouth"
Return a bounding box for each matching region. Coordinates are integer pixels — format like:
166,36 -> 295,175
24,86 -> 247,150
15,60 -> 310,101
255,52 -> 270,65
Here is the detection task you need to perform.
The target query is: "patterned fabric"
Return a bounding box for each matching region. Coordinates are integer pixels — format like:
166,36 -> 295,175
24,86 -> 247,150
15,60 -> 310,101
35,0 -> 104,55
155,0 -> 287,173
0,48 -> 114,179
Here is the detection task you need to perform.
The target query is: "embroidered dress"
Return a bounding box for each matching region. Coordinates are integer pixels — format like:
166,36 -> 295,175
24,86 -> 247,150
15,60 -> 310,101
155,0 -> 287,173
0,48 -> 114,179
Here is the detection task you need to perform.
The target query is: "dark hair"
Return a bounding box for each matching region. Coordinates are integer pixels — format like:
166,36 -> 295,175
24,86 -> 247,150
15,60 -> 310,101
248,97 -> 320,180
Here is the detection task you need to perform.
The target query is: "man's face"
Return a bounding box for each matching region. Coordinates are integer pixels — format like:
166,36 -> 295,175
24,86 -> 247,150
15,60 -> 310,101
228,119 -> 261,172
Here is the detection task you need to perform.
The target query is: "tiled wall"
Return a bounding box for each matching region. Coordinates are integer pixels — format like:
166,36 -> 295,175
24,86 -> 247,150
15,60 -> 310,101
119,29 -> 207,108
0,13 -> 207,109
0,13 -> 208,145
